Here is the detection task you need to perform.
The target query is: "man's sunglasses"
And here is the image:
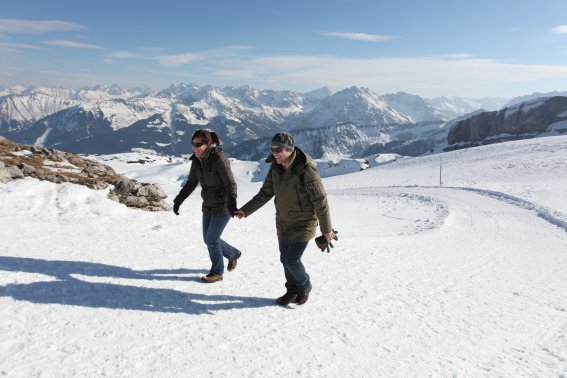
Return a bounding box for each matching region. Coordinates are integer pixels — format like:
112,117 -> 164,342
192,142 -> 206,147
271,147 -> 283,153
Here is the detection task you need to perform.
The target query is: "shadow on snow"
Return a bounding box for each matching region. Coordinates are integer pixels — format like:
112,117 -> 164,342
0,256 -> 274,315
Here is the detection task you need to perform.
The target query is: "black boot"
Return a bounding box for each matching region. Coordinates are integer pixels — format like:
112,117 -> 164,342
295,282 -> 312,305
276,292 -> 297,305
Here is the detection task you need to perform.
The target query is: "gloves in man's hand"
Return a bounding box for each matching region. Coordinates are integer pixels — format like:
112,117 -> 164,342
315,230 -> 339,253
173,202 -> 180,215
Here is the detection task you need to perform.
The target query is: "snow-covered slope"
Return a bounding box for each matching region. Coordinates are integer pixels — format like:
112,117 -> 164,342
1,135 -> 566,376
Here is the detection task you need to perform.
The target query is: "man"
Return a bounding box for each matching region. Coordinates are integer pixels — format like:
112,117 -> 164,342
235,132 -> 335,305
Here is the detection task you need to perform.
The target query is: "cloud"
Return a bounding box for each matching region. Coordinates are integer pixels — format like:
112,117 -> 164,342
552,25 -> 567,34
111,51 -> 135,59
42,40 -> 103,50
214,69 -> 256,79
444,53 -> 475,59
323,32 -> 397,42
156,52 -> 201,66
154,46 -> 250,66
0,42 -> 42,50
213,54 -> 567,97
0,19 -> 84,34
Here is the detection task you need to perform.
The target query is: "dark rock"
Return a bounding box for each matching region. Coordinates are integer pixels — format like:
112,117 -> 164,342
0,136 -> 167,211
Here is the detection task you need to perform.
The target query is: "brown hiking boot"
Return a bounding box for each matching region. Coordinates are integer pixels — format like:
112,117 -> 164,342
227,250 -> 241,272
201,273 -> 223,283
295,282 -> 312,305
275,292 -> 297,306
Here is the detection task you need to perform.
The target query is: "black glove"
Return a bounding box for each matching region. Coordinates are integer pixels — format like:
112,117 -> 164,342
315,230 -> 339,253
173,202 -> 180,215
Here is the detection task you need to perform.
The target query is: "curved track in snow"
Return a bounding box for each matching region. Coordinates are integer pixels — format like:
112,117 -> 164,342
319,186 -> 567,376
1,180 -> 566,376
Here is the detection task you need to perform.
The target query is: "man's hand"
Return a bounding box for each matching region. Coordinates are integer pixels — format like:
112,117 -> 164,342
234,210 -> 246,219
324,230 -> 336,242
315,230 -> 339,253
173,202 -> 180,215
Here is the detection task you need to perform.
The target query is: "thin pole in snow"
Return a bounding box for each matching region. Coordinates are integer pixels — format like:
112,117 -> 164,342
439,153 -> 443,187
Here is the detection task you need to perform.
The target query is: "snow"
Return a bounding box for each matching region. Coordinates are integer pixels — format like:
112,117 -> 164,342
1,136 -> 567,376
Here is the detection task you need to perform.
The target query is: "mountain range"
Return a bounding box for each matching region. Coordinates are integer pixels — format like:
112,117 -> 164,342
1,83 -> 563,160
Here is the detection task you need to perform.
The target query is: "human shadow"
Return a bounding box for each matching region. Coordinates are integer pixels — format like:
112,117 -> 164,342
0,256 -> 274,315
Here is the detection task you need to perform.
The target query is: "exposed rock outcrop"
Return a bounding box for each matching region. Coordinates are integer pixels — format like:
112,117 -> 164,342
447,96 -> 567,149
0,136 -> 167,211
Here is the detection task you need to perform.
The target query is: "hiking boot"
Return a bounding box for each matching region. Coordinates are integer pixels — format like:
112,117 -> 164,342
227,250 -> 241,272
295,282 -> 312,305
201,273 -> 223,283
275,292 -> 297,306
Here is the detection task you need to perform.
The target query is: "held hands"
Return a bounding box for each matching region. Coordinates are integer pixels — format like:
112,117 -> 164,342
233,210 -> 246,219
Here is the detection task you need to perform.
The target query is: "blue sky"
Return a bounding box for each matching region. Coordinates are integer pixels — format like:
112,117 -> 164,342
2,0 -> 567,98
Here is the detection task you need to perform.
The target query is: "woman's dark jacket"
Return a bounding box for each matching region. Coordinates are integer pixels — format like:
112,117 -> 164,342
173,147 -> 237,216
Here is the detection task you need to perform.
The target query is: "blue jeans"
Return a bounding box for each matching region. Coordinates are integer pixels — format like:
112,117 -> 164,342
202,214 -> 239,275
279,241 -> 310,294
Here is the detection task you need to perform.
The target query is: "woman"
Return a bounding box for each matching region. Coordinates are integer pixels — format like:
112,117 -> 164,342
173,129 -> 241,283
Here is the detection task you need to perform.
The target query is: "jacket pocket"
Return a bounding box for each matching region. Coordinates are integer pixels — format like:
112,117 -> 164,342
306,181 -> 326,201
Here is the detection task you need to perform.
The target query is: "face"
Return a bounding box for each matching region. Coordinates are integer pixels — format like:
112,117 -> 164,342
271,146 -> 293,165
192,138 -> 210,158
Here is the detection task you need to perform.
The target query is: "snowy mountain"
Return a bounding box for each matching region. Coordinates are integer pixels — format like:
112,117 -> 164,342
1,135 -> 566,376
231,120 -> 450,161
447,96 -> 567,149
505,90 -> 567,107
5,82 -> 559,160
282,86 -> 413,130
426,96 -> 508,121
381,91 -> 446,122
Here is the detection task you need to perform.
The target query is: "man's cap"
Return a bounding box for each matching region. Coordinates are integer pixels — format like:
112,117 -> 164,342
271,132 -> 294,149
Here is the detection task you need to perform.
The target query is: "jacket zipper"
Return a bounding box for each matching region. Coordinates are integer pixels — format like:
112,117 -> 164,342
294,184 -> 304,211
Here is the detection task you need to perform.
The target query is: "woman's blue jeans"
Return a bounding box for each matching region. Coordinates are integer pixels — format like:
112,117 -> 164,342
279,241 -> 310,294
202,214 -> 239,275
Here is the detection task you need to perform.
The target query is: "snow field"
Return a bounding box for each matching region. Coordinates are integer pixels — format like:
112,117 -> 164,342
1,136 -> 566,376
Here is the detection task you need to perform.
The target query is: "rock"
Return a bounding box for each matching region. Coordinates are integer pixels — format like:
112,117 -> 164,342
0,136 -> 167,211
19,163 -> 37,176
0,161 -> 13,183
448,96 -> 567,147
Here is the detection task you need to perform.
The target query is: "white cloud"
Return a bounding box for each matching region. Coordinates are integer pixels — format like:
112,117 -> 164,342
444,53 -> 475,59
42,40 -> 103,50
112,51 -> 135,59
552,25 -> 567,34
214,69 -> 256,79
0,42 -> 41,50
156,53 -> 201,66
323,32 -> 397,42
0,19 -> 83,34
154,46 -> 249,66
214,54 -> 567,97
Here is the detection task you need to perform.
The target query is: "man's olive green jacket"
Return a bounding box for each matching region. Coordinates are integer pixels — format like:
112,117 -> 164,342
240,147 -> 333,244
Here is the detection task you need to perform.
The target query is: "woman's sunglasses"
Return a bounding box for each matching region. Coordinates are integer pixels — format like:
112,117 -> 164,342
192,142 -> 206,147
271,147 -> 283,153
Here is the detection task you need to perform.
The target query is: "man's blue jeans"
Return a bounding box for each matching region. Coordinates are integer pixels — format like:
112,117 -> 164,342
279,241 -> 310,294
202,214 -> 239,275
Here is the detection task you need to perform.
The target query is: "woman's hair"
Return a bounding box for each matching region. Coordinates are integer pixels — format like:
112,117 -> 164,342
192,129 -> 221,146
